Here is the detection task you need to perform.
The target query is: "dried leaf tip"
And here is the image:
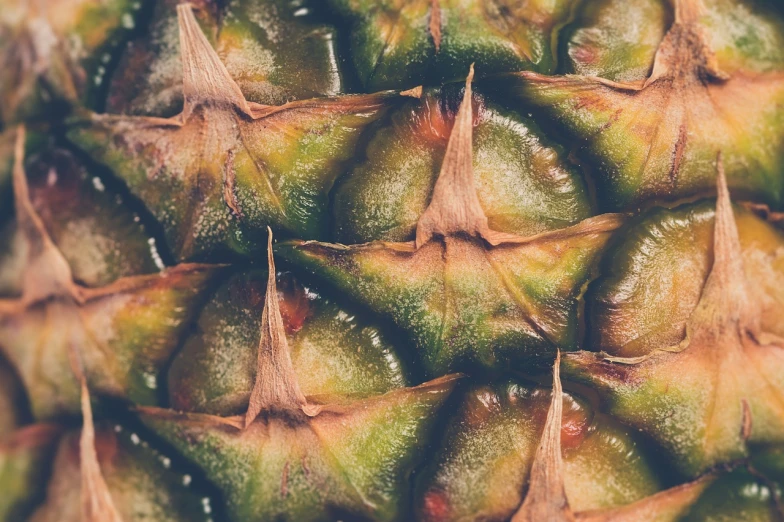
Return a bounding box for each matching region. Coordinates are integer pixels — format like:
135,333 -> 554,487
244,228 -> 320,428
689,154 -> 759,334
401,85 -> 424,99
673,0 -> 704,24
644,0 -> 727,87
176,3 -> 251,119
415,65 -> 492,248
429,0 -> 442,51
12,126 -> 79,306
513,351 -> 575,522
80,380 -> 123,522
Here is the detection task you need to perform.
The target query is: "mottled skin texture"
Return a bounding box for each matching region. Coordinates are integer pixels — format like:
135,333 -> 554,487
281,69 -> 621,376
29,426 -> 208,522
0,128 -> 222,419
1,0 -> 784,520
416,380 -> 665,521
327,0 -> 577,90
69,4 -> 398,260
333,85 -> 592,244
505,0 -> 784,212
142,376 -> 458,522
565,170 -> 784,478
107,0 -> 344,117
167,270 -> 409,416
0,0 -> 143,124
280,228 -> 614,376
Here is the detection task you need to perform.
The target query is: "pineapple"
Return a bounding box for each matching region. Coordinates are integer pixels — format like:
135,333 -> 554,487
1,0 -> 784,520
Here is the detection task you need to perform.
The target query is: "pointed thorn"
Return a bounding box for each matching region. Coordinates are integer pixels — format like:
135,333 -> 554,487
79,380 -> 123,522
512,350 -> 575,522
11,126 -> 80,305
429,0 -> 442,52
176,3 -> 251,118
699,152 -> 757,327
244,228 -> 310,428
415,64 -> 489,248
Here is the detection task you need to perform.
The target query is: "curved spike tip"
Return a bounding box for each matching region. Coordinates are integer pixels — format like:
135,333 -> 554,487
244,228 -> 317,428
80,380 -> 123,522
512,351 -> 575,522
415,64 -> 488,248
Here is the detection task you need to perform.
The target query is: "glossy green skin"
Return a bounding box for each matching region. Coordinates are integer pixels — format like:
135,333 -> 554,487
564,201 -> 784,477
505,74 -> 784,212
168,269 -> 409,415
68,94 -> 396,261
333,86 -> 591,243
30,426 -> 209,522
508,0 -> 784,212
0,266 -> 219,420
700,0 -> 784,74
107,0 -> 344,117
279,231 -> 610,377
682,470 -> 781,522
328,0 -> 576,91
416,379 -> 664,522
143,377 -> 457,522
565,0 -> 784,83
587,201 -> 784,358
0,149 -> 221,419
564,0 -> 671,82
2,0 -> 784,519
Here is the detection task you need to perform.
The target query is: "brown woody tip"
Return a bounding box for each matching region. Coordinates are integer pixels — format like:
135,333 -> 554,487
244,228 -> 318,428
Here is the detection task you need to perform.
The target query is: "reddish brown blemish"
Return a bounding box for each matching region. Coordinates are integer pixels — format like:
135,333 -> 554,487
93,429 -> 120,468
421,489 -> 451,522
529,390 -> 591,450
1,423 -> 61,453
277,274 -> 312,334
571,45 -> 599,66
560,401 -> 591,450
67,429 -> 120,469
462,387 -> 501,427
411,91 -> 484,147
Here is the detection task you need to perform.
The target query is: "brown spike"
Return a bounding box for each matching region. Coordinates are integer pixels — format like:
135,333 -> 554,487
643,0 -> 727,88
176,3 -> 251,119
245,228 -> 319,428
689,154 -> 760,334
415,65 -> 492,248
79,380 -> 123,522
673,0 -> 704,24
12,126 -> 79,305
429,0 -> 442,52
512,351 -> 575,522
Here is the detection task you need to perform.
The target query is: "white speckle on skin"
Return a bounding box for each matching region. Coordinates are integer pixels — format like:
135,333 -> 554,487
143,372 -> 158,390
147,237 -> 166,271
121,13 -> 135,29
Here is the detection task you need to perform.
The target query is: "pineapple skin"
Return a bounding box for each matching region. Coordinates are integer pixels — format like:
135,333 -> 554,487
1,1 -> 784,521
